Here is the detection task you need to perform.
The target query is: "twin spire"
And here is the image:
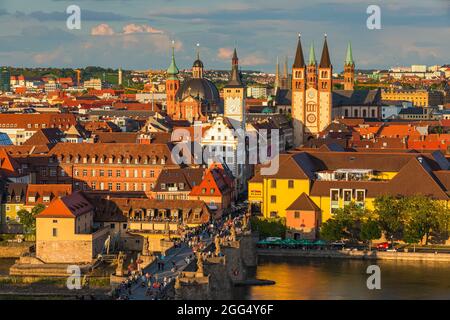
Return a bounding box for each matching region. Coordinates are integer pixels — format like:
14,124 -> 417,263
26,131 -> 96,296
293,34 -> 332,69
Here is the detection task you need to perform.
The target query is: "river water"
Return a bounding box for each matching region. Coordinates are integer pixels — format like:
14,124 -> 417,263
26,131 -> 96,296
235,256 -> 450,300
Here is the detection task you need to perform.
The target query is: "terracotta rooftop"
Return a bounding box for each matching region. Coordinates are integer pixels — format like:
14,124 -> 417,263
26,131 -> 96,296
286,192 -> 321,211
36,192 -> 94,218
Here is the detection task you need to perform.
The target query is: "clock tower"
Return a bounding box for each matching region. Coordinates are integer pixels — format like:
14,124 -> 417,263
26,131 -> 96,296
224,48 -> 245,131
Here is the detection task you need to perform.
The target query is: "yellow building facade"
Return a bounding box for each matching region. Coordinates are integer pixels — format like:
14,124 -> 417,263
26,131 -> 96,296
382,89 -> 443,107
248,151 -> 450,227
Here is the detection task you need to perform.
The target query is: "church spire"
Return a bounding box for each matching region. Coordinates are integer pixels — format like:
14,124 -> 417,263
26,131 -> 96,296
226,48 -> 243,87
232,48 -> 238,66
293,34 -> 305,68
166,40 -> 179,80
308,42 -> 316,66
319,34 -> 331,68
345,41 -> 354,66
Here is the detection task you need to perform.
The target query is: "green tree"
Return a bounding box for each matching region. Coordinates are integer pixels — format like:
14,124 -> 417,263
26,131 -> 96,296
251,217 -> 287,239
16,209 -> 34,234
403,223 -> 422,252
332,202 -> 371,242
320,202 -> 373,242
374,195 -> 405,244
360,219 -> 381,250
402,195 -> 441,245
320,219 -> 346,241
16,204 -> 45,235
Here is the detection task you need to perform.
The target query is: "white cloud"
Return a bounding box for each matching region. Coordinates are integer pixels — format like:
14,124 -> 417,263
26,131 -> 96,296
91,23 -> 115,36
217,47 -> 234,60
122,23 -> 163,34
240,53 -> 269,66
91,23 -> 164,36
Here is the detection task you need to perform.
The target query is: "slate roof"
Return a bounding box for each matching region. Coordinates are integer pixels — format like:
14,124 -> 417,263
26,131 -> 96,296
332,89 -> 382,107
274,89 -> 292,105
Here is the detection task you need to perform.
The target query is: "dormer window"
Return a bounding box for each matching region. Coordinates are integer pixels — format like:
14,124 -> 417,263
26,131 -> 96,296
161,183 -> 166,190
161,158 -> 165,165
15,196 -> 21,202
43,196 -> 50,203
28,196 -> 36,203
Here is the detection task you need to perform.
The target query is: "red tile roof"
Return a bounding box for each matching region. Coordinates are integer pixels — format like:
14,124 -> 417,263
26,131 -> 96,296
36,192 -> 93,218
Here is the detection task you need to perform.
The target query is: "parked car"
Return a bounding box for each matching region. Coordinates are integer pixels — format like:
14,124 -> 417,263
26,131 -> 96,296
377,242 -> 397,251
377,242 -> 389,250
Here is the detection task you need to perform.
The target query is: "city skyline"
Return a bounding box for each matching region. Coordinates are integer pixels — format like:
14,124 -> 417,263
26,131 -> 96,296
0,0 -> 448,72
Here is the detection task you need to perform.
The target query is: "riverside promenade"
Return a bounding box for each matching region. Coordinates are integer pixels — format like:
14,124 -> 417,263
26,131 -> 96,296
257,248 -> 450,262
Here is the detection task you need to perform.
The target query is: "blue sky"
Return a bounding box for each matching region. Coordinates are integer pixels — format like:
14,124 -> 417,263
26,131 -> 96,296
0,0 -> 448,72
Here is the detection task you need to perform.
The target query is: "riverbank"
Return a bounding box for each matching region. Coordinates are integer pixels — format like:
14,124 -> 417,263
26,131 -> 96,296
257,248 -> 450,262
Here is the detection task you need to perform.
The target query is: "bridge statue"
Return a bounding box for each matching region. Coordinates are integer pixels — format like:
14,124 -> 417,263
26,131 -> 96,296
242,214 -> 248,231
196,252 -> 204,276
214,235 -> 221,256
116,251 -> 125,277
142,237 -> 150,256
230,224 -> 237,241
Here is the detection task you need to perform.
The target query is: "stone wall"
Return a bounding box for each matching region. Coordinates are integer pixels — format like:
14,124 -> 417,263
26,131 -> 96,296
239,232 -> 258,268
174,272 -> 210,300
204,256 -> 233,300
222,240 -> 247,283
36,240 -> 94,264
10,263 -> 91,277
0,243 -> 32,258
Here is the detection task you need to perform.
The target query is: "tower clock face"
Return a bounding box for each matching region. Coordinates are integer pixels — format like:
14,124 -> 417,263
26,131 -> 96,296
226,97 -> 241,114
307,113 -> 316,124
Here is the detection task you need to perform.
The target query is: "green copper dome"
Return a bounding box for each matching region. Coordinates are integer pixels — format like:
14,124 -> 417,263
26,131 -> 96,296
166,46 -> 179,79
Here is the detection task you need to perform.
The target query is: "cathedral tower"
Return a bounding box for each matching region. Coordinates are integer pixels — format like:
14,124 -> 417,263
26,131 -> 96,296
166,41 -> 180,117
291,34 -> 333,143
344,42 -> 355,91
291,34 -> 306,146
317,35 -> 333,133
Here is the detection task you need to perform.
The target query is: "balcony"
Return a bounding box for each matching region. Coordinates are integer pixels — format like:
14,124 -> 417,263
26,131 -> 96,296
316,169 -> 385,182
